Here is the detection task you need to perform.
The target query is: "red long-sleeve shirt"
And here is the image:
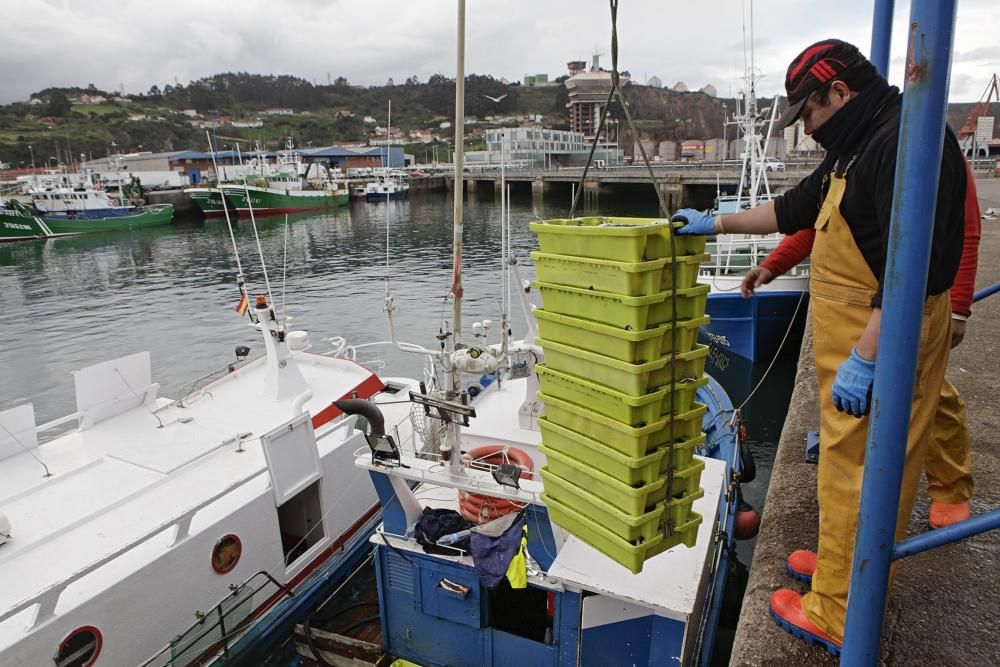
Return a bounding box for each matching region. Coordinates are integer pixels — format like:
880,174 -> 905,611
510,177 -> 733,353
760,159 -> 981,317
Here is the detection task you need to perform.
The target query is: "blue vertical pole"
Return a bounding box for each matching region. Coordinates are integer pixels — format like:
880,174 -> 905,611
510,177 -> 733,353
841,1 -> 958,664
870,0 -> 895,76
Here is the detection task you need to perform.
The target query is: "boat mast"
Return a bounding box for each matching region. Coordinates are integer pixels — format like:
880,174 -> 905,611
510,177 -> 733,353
447,0 -> 467,472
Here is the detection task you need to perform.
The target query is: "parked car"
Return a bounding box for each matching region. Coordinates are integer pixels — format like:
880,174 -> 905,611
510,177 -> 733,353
764,158 -> 786,171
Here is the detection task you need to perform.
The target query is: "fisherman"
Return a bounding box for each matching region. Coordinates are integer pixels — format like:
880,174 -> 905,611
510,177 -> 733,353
672,39 -> 967,653
740,158 -> 980,535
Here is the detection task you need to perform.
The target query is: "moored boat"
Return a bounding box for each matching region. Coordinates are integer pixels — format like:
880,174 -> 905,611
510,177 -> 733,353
222,184 -> 348,215
0,198 -> 174,242
363,176 -> 409,201
0,288 -> 420,665
221,138 -> 350,216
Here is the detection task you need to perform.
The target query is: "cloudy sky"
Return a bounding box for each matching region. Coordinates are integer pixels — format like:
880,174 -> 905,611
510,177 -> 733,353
3,0 -> 997,105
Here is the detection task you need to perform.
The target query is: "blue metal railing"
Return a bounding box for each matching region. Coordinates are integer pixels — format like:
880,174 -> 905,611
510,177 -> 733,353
973,281 -> 1000,303
841,0 -> 1000,664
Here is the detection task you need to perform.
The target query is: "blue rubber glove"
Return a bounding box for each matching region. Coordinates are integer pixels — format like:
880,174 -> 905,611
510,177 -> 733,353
671,208 -> 716,235
832,347 -> 876,417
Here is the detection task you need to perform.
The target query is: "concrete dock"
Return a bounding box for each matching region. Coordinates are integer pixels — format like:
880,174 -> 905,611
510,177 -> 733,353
730,178 -> 1000,666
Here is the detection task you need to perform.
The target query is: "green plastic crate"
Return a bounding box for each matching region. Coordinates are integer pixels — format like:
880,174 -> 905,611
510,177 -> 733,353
530,251 -> 709,297
649,345 -> 709,389
542,446 -> 667,514
540,466 -> 667,542
664,487 -> 705,530
540,424 -> 664,486
537,365 -> 705,425
645,224 -> 708,259
662,457 -> 706,497
537,365 -> 691,426
658,376 -> 708,417
658,433 -> 706,471
541,491 -> 674,574
661,254 -> 710,290
535,281 -> 710,330
539,337 -> 710,395
530,217 -> 707,262
539,391 -> 707,453
534,309 -> 708,362
539,419 -> 707,486
660,511 -> 703,551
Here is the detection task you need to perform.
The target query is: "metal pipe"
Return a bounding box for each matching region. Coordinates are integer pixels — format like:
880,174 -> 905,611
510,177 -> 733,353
973,281 -> 1000,303
892,508 -> 1000,561
333,399 -> 386,436
870,0 -> 895,77
841,2 -> 958,664
451,0 -> 466,346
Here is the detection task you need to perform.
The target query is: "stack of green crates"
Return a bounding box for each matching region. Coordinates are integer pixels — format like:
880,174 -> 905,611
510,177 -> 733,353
529,216 -> 711,574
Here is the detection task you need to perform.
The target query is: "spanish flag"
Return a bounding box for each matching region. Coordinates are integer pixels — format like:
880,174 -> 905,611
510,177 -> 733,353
235,293 -> 249,317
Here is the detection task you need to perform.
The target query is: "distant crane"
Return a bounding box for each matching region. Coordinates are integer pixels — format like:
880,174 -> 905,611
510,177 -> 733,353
483,94 -> 508,103
958,73 -> 999,157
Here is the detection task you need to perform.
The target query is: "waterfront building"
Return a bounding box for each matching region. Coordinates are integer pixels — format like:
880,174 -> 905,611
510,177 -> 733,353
464,127 -> 622,169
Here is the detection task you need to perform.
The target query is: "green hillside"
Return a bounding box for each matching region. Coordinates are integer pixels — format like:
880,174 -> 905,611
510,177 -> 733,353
3,72 -> 985,168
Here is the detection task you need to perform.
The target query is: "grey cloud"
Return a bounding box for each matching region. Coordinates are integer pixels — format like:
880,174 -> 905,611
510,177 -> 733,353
0,0 -> 994,104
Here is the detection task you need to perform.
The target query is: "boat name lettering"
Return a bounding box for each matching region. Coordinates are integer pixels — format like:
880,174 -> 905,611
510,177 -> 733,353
3,222 -> 32,231
708,346 -> 730,371
705,332 -> 731,347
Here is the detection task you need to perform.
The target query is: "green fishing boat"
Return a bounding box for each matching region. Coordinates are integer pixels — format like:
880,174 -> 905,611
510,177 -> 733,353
221,184 -> 348,215
219,138 -> 349,216
0,199 -> 174,242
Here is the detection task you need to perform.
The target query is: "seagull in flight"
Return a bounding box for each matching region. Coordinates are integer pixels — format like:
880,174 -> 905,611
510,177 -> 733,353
483,94 -> 508,103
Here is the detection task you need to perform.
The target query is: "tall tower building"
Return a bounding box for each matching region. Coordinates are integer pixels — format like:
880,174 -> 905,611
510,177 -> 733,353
565,71 -> 614,139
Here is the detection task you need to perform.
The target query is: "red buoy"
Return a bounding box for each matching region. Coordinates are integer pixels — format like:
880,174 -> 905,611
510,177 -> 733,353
734,500 -> 761,540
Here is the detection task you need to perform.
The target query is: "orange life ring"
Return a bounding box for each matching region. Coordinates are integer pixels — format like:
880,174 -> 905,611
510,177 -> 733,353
458,445 -> 534,524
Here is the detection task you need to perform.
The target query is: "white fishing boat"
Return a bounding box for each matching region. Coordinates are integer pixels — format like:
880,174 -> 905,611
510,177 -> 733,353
363,176 -> 409,201
21,168 -> 142,220
365,108 -> 410,202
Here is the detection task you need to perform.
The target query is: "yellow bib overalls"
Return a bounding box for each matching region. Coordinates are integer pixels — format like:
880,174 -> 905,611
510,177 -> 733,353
800,172 -> 952,642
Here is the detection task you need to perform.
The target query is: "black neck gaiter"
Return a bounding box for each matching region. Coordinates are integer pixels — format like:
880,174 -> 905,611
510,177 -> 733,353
810,78 -> 899,160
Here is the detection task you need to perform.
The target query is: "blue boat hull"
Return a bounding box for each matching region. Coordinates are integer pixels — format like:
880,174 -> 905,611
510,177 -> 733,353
37,207 -> 135,220
700,291 -> 809,367
365,189 -> 408,201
